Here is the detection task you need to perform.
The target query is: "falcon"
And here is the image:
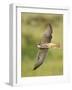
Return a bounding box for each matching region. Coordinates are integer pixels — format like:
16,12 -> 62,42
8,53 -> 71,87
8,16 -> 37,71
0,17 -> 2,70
33,24 -> 59,70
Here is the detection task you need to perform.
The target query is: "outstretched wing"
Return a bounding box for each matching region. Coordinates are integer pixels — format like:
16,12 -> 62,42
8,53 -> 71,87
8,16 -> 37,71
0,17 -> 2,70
33,24 -> 53,70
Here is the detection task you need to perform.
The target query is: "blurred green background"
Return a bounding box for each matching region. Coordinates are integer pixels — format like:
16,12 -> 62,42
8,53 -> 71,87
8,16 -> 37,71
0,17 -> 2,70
21,12 -> 63,77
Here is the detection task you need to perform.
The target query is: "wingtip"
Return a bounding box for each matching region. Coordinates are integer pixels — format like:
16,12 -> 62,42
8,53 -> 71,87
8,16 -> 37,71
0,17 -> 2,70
33,67 -> 37,70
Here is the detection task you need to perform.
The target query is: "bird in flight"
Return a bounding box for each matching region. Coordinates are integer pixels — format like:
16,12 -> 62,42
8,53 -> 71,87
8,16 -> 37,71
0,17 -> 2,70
33,23 -> 60,70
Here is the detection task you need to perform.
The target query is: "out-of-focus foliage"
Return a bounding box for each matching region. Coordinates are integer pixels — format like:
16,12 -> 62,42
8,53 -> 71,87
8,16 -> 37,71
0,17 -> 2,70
21,12 -> 63,77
